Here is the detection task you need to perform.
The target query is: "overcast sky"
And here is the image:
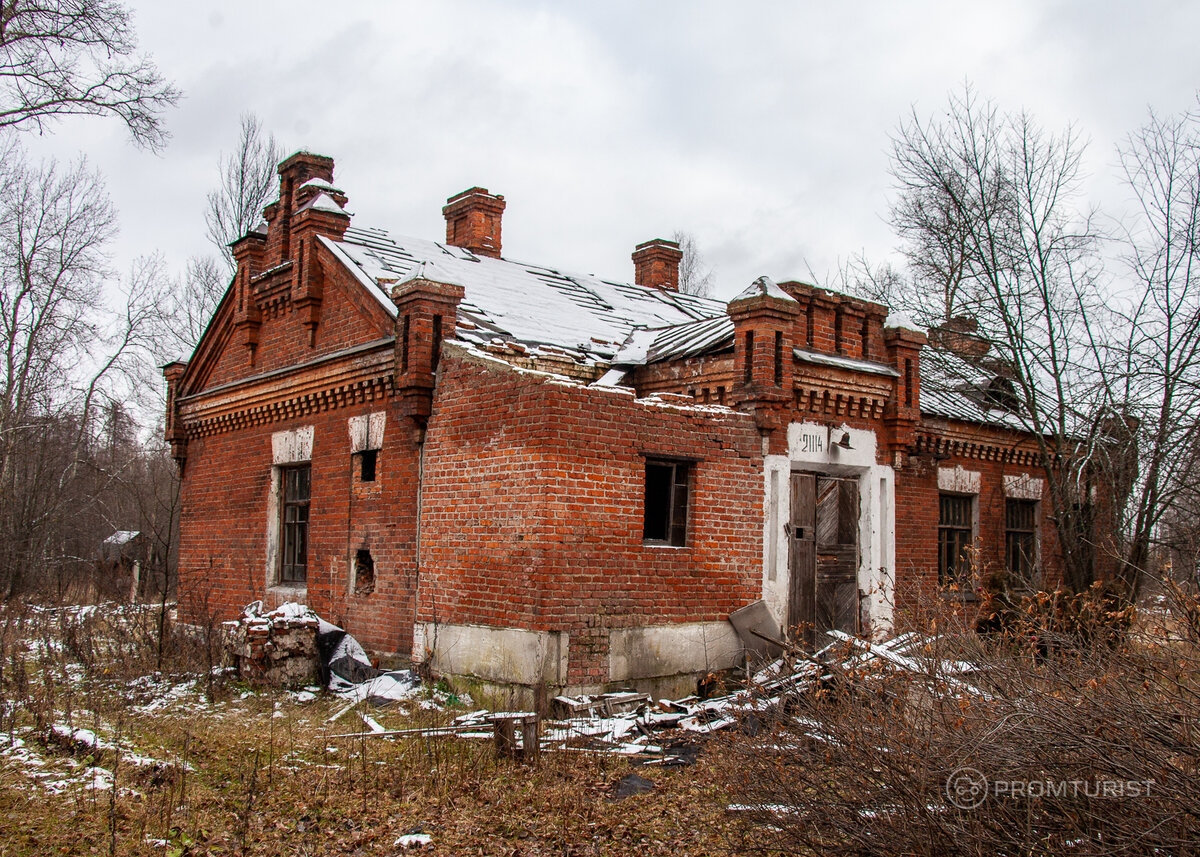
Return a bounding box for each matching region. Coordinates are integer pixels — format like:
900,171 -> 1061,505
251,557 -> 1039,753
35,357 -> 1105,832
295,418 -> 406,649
20,1 -> 1200,301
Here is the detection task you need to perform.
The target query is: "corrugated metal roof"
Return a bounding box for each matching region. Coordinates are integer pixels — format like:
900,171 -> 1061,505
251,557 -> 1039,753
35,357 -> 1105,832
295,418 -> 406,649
331,227 -> 726,363
919,349 -> 1030,430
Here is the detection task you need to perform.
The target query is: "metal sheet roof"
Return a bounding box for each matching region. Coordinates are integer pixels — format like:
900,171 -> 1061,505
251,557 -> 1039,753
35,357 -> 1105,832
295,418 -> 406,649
331,227 -> 726,363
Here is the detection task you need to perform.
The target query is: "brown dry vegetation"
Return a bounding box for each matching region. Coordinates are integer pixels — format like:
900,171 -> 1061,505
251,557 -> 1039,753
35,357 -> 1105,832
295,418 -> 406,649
0,604 -> 755,856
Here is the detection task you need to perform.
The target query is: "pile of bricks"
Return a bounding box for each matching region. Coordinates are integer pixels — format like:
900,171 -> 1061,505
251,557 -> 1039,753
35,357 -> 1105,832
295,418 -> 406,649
223,602 -> 322,687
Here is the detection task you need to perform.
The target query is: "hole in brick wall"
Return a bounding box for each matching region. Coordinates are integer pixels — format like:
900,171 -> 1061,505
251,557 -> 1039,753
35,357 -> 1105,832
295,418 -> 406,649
358,449 -> 378,482
355,549 -> 375,595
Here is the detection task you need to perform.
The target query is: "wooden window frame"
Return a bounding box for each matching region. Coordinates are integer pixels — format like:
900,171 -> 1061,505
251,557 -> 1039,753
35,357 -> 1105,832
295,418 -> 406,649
1005,498 -> 1039,584
938,492 -> 975,587
642,459 -> 691,547
280,464 -> 311,584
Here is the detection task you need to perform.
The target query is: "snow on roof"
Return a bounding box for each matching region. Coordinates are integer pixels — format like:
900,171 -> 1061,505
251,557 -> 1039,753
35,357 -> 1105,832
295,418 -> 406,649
103,530 -> 140,546
919,348 -> 1031,431
794,347 -> 899,377
732,275 -> 798,304
884,310 -> 918,331
296,191 -> 348,215
332,226 -> 726,363
299,176 -> 343,194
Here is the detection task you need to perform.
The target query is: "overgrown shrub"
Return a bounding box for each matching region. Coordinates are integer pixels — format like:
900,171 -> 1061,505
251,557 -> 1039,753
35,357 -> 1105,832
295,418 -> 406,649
717,589 -> 1200,856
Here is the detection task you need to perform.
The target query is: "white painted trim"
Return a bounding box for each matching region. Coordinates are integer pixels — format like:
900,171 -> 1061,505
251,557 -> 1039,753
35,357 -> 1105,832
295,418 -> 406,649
938,465 -> 981,494
1004,473 -> 1044,500
770,421 -> 896,637
272,426 -> 313,464
348,412 -> 386,452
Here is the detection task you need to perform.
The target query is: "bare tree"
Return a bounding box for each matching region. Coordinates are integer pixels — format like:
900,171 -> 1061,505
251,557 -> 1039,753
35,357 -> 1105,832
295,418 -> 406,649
1105,105 -> 1200,596
164,254 -> 223,360
672,230 -> 715,297
0,0 -> 179,149
205,113 -> 283,272
0,145 -> 171,597
888,86 -> 1110,595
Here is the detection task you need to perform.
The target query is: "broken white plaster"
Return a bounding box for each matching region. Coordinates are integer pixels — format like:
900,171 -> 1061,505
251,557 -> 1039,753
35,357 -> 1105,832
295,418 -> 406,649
413,623 -> 568,687
1004,473 -> 1044,500
272,426 -> 314,464
938,465 -> 981,494
348,412 -> 386,452
608,622 -> 743,682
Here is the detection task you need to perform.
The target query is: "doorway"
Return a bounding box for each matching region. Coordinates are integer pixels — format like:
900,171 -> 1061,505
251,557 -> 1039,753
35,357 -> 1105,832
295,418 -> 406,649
788,472 -> 860,645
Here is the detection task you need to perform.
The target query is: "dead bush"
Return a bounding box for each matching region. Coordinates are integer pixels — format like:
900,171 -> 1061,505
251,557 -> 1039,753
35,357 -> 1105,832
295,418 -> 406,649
716,592 -> 1200,856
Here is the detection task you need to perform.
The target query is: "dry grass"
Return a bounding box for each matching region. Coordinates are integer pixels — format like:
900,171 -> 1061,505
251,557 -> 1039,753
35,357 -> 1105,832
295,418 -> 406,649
0,603 -> 749,856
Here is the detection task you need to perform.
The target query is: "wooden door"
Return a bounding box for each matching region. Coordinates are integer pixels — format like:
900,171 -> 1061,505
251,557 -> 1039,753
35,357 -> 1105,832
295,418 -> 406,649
789,472 -> 860,645
787,473 -> 816,640
815,476 -> 860,638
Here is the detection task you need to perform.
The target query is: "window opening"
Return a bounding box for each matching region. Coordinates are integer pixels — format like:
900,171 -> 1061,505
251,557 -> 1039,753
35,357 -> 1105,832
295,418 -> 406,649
280,464 -> 310,584
432,315 -> 443,371
938,493 -> 974,586
643,460 -> 690,546
743,331 -> 754,385
354,549 -> 375,595
774,330 -> 784,386
358,449 -> 378,482
400,315 -> 410,374
1006,499 -> 1038,583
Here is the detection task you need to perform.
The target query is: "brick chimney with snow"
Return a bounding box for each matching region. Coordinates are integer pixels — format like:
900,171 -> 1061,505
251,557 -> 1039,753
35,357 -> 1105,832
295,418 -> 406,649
443,187 -> 506,258
632,239 -> 683,291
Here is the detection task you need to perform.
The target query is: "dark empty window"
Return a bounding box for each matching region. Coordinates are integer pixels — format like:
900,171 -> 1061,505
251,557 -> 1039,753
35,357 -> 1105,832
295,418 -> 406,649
281,465 -> 310,584
643,460 -> 690,546
938,493 -> 974,586
358,449 -> 377,482
1006,499 -> 1038,583
354,548 -> 375,595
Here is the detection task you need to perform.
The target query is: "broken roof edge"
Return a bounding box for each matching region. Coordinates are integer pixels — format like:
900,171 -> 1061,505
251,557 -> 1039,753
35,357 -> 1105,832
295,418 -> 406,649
794,347 -> 900,377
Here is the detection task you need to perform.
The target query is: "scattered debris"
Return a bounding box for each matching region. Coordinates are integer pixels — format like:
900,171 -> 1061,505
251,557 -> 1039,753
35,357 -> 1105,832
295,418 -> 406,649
394,832 -> 432,849
613,772 -> 656,799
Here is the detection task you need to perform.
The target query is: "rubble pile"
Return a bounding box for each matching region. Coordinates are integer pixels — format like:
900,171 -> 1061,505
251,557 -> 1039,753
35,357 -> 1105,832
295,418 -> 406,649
223,601 -> 324,687
334,628 -> 985,765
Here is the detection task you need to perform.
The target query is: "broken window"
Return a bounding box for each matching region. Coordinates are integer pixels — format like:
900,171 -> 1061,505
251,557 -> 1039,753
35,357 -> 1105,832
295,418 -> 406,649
357,449 -> 377,482
643,459 -> 690,547
280,464 -> 310,584
354,548 -> 375,595
938,493 -> 974,586
1005,498 -> 1038,584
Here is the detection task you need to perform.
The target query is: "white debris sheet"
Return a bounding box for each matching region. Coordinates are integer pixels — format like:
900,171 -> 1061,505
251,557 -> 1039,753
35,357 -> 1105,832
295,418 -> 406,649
332,630 -> 984,764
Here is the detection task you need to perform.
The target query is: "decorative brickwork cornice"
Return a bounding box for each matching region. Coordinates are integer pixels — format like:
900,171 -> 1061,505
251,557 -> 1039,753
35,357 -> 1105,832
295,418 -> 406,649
915,426 -> 1040,466
178,342 -> 394,439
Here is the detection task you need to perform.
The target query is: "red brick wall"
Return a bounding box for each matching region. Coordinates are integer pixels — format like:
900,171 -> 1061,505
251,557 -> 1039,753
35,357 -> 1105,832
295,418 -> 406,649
204,254 -> 393,390
893,450 -> 1064,614
176,395 -> 421,656
416,348 -> 764,685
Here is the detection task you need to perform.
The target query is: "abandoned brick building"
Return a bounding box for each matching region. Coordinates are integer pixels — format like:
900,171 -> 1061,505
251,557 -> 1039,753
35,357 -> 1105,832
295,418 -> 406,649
166,152 -> 1064,696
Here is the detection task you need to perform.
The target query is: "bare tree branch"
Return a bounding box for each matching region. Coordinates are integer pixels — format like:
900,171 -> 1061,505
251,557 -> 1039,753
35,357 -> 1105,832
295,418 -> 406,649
0,0 -> 179,149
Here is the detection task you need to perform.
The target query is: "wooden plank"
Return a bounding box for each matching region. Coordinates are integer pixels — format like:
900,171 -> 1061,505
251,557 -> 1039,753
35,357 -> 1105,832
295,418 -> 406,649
788,473 -> 816,640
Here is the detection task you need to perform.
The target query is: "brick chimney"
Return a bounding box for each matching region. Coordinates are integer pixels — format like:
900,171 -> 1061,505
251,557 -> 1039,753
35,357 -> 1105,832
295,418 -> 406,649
632,239 -> 683,291
443,188 -> 505,258
264,152 -> 336,266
